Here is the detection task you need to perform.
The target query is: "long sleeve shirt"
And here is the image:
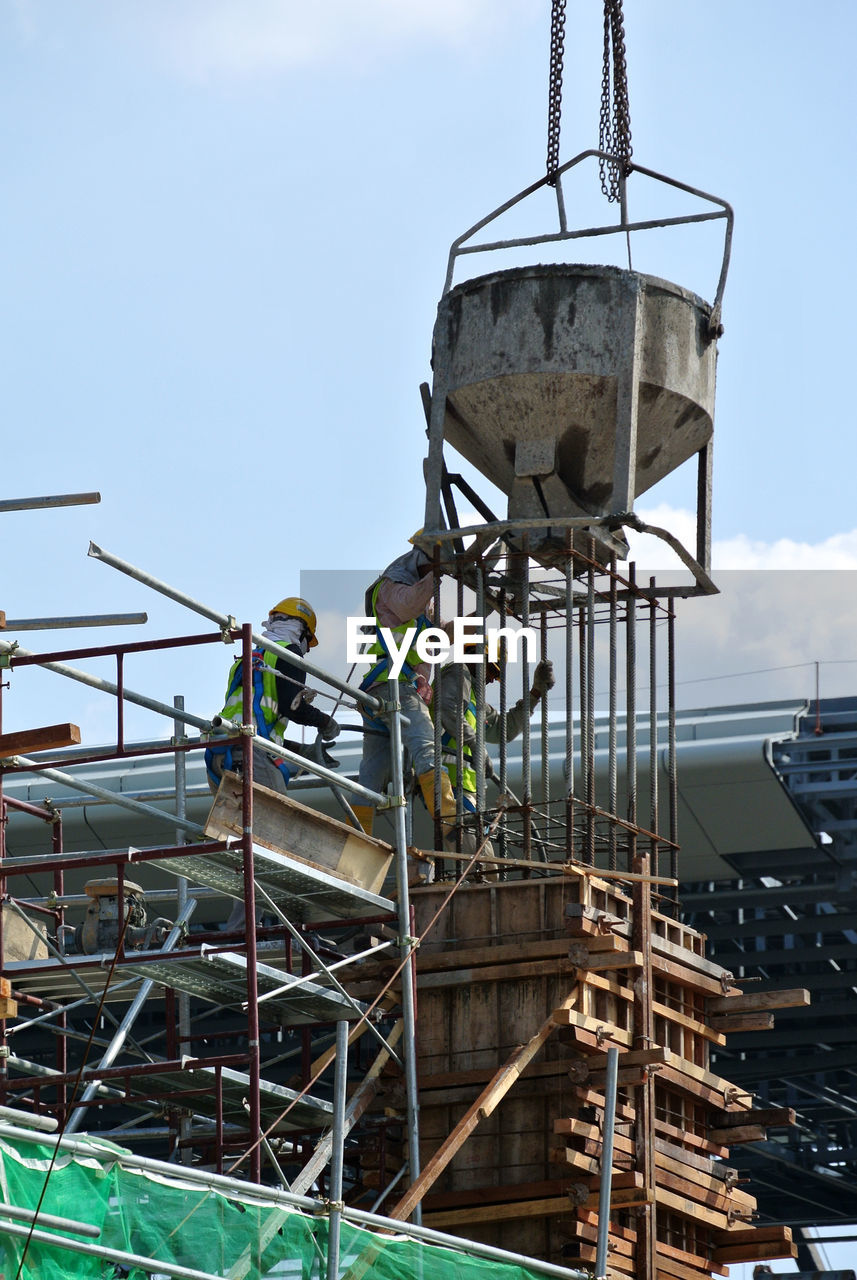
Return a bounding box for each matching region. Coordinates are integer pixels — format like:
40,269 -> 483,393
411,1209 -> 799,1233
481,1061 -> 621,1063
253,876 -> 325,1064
373,575 -> 436,684
436,662 -> 531,759
271,644 -> 330,732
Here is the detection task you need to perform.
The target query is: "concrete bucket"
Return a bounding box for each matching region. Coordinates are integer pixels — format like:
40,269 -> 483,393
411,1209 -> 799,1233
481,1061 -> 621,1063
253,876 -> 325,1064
432,262 -> 717,525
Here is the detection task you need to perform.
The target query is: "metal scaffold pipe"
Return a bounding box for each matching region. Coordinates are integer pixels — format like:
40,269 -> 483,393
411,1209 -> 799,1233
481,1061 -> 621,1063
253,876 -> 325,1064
87,542 -> 381,712
65,899 -> 197,1134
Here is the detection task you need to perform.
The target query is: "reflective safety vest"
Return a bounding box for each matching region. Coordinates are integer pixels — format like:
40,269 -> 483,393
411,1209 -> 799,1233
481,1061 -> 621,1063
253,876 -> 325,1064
205,648 -> 292,788
436,679 -> 478,795
360,580 -> 433,692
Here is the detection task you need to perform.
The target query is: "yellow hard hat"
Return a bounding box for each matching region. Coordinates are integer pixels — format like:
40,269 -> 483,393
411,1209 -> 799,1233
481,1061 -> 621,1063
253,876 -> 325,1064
408,528 -> 424,545
269,597 -> 318,648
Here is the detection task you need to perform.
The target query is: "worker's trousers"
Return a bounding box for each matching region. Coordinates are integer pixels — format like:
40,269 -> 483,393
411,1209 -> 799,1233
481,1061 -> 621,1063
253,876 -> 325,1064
357,679 -> 437,806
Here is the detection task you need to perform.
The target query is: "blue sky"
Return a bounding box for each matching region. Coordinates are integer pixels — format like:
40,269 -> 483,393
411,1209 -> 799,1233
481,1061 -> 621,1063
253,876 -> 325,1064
2,4 -> 856,1267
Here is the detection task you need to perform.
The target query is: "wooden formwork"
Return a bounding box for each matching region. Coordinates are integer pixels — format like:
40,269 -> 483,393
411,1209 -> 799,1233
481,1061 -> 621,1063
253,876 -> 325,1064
382,870 -> 802,1279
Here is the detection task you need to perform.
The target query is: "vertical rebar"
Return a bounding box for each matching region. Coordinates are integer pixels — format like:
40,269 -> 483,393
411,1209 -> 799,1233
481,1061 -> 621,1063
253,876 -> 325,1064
326,1020 -> 348,1280
455,568 -> 465,859
626,566 -> 637,872
668,601 -> 678,895
520,537 -> 532,859
649,580 -> 659,880
474,562 -> 487,836
540,611 -> 550,846
387,695 -> 422,1225
432,553 -> 444,855
564,538 -> 575,863
577,605 -> 588,852
608,558 -> 618,871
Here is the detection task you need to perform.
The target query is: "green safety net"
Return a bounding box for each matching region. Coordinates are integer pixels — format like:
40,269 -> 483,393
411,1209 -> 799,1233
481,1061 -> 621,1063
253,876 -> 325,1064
0,1134 -> 564,1280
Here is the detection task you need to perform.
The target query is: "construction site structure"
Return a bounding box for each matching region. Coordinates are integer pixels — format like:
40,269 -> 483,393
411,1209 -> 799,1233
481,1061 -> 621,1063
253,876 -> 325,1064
0,136 -> 825,1280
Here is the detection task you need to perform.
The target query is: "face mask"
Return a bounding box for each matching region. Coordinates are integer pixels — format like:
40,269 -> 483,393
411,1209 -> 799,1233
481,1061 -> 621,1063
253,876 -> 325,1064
262,615 -> 307,652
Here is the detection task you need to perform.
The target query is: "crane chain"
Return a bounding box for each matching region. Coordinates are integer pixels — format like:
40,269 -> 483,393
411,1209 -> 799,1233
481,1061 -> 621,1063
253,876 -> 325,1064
598,0 -> 633,203
546,0 -> 567,187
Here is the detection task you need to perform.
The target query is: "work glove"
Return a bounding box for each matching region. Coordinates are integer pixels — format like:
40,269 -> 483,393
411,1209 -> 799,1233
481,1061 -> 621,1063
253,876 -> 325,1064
531,659 -> 555,697
321,716 -> 341,740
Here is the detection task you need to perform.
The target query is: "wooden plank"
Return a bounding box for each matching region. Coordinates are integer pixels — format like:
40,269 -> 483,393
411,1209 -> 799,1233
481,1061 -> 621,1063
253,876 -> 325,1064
710,1106 -> 795,1130
709,1124 -> 766,1145
552,1008 -> 633,1047
570,1064 -> 653,1089
652,1184 -> 731,1230
651,949 -> 741,997
710,1011 -> 775,1033
414,938 -> 571,974
713,1224 -> 793,1246
655,1061 -> 735,1108
422,1196 -> 571,1228
434,850 -> 677,884
0,723 -> 80,757
654,1136 -> 738,1185
655,1165 -> 742,1214
713,1239 -> 798,1264
415,957 -> 577,990
709,988 -> 810,1014
575,1046 -> 672,1072
656,1252 -> 725,1280
568,945 -> 644,972
651,998 -> 726,1046
389,990 -> 578,1221
656,1051 -> 754,1104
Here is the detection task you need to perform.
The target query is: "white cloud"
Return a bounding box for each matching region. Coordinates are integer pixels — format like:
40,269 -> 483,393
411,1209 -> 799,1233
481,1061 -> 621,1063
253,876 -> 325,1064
146,0 -> 532,79
633,502 -> 857,571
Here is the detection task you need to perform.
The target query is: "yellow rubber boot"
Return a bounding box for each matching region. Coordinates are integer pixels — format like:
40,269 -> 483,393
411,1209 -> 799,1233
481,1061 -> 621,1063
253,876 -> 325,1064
418,769 -> 463,851
351,805 -> 375,837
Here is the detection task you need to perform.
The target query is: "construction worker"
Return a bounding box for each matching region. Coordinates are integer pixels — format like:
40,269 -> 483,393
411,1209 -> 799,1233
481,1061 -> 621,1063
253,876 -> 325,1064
204,597 -> 341,798
353,540 -> 457,842
434,648 -> 556,821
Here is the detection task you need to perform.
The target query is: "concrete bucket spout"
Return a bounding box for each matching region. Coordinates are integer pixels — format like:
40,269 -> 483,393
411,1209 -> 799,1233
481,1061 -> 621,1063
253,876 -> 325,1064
422,151 -> 733,571
434,263 -> 716,524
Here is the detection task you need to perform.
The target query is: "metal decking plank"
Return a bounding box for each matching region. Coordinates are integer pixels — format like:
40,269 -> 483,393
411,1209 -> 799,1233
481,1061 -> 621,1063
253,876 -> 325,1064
125,1064 -> 333,1131
121,950 -> 367,1024
149,842 -> 394,921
